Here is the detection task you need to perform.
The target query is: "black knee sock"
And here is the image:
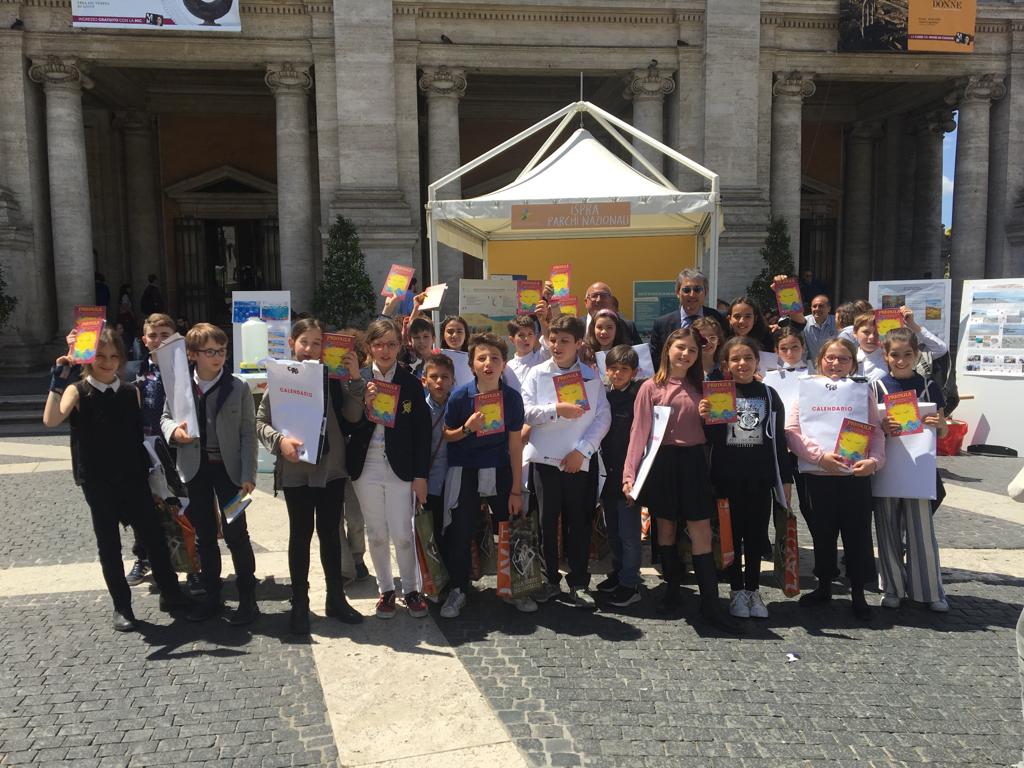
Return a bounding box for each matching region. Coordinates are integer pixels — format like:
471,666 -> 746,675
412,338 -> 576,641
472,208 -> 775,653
692,552 -> 720,613
658,545 -> 679,593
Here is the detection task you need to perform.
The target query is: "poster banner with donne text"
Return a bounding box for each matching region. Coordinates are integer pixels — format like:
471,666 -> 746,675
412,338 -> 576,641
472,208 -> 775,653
838,0 -> 976,54
71,0 -> 241,31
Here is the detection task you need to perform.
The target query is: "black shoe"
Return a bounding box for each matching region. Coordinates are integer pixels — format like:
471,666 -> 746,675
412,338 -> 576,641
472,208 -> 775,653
325,595 -> 364,624
608,584 -> 643,608
799,585 -> 833,607
851,591 -> 872,621
185,573 -> 207,597
186,598 -> 221,622
229,593 -> 260,626
354,560 -> 370,581
656,586 -> 682,615
596,575 -> 620,594
158,589 -> 194,613
112,608 -> 137,632
126,559 -> 150,587
290,602 -> 311,635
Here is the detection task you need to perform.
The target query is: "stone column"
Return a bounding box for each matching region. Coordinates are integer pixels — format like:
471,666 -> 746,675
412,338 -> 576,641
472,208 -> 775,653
841,120 -> 882,301
948,75 -> 1006,289
624,65 -> 675,173
910,110 -> 953,280
118,111 -> 162,302
419,66 -> 466,309
894,124 -> 917,278
877,114 -> 904,279
29,56 -> 94,331
770,72 -> 815,255
266,62 -> 315,312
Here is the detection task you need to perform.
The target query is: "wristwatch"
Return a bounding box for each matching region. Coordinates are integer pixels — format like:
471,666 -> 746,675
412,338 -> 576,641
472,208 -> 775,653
462,425 -> 473,436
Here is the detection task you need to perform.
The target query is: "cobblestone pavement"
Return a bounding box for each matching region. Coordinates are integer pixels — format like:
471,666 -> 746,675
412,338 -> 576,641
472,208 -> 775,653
0,592 -> 338,768
1,435 -> 1021,767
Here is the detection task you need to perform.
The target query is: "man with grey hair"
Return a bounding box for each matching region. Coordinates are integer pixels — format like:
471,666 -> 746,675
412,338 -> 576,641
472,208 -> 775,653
649,267 -> 727,363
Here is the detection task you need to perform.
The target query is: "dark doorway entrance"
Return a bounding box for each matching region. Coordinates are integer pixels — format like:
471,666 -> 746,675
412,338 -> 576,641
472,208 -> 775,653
174,217 -> 280,327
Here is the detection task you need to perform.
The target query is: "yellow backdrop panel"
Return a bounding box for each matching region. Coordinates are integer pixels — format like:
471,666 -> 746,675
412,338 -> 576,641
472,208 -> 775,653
487,235 -> 696,321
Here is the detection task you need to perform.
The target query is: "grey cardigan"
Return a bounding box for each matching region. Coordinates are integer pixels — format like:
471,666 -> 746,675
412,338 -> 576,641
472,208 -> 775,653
160,372 -> 257,487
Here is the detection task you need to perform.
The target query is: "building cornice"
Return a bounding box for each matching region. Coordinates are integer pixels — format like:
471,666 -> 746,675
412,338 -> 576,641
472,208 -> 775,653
394,3 -> 692,26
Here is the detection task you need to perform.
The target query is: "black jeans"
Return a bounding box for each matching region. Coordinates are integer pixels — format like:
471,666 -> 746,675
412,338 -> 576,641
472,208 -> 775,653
533,462 -> 596,590
186,458 -> 257,598
82,477 -> 180,611
282,479 -> 345,591
802,474 -> 876,589
447,466 -> 512,591
724,478 -> 773,591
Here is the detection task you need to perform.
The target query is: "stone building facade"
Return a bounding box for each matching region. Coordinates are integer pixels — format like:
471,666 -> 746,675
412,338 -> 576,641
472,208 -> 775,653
0,0 -> 1022,367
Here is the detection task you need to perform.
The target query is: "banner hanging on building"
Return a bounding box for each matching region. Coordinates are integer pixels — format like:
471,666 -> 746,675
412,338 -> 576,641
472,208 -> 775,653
838,0 -> 976,53
71,0 -> 241,31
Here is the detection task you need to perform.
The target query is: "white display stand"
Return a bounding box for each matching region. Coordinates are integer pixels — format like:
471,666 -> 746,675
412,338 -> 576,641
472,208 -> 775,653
954,279 -> 1024,454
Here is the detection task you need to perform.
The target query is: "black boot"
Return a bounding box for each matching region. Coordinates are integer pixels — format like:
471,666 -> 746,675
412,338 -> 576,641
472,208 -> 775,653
112,607 -> 137,632
186,595 -> 222,622
326,578 -> 364,624
798,579 -> 833,606
656,545 -> 682,614
290,584 -> 310,635
850,586 -> 872,621
693,553 -> 743,635
158,587 -> 194,613
229,586 -> 260,626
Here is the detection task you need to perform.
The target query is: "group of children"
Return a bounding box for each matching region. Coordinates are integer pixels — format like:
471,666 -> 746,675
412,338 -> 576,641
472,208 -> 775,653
46,269 -> 950,634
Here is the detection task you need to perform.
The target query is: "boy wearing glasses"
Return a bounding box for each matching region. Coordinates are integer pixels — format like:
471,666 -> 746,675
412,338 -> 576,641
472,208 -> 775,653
162,323 -> 259,624
649,268 -> 727,364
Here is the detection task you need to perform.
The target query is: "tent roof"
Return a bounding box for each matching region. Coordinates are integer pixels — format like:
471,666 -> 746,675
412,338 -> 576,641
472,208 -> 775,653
430,127 -> 716,250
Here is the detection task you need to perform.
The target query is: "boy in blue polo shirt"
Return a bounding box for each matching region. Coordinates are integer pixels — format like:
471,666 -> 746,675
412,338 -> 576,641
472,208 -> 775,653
441,332 -> 533,618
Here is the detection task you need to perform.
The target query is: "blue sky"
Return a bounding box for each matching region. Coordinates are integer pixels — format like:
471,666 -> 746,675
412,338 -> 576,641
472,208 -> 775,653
941,112 -> 957,229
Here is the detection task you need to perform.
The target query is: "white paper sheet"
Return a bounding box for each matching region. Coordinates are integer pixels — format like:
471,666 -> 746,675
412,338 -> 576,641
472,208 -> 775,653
758,351 -> 779,374
264,359 -> 326,465
627,405 -> 671,500
871,403 -> 938,500
419,283 -> 447,311
152,333 -> 199,439
795,376 -> 871,474
763,368 -> 808,413
595,344 -> 656,380
442,349 -> 473,388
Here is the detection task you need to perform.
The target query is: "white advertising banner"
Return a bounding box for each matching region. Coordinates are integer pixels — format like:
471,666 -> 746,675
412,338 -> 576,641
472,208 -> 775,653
795,376 -> 871,474
71,0 -> 241,30
868,278 -> 952,345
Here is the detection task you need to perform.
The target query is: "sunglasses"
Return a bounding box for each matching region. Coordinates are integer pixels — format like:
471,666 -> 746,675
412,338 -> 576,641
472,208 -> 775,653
680,285 -> 705,295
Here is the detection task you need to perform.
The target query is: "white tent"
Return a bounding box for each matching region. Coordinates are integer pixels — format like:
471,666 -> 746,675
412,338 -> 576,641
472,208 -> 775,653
426,100 -> 723,302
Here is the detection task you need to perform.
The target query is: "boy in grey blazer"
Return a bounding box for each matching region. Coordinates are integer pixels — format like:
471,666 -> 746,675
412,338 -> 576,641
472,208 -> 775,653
161,323 -> 259,624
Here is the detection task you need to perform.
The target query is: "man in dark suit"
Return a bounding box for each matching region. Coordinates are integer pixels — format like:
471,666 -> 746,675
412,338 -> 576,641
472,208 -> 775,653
649,268 -> 727,364
584,282 -> 642,345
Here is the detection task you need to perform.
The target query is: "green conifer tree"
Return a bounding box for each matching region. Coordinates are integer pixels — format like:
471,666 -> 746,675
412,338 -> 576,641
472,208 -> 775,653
747,215 -> 795,313
313,216 -> 376,328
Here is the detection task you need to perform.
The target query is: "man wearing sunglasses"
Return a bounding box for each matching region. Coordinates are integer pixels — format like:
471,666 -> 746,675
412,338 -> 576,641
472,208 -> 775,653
584,282 -> 642,345
649,268 -> 727,363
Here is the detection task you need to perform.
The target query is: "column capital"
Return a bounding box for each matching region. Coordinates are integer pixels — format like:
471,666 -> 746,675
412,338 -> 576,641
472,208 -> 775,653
850,120 -> 884,142
946,74 -> 1006,106
624,63 -> 675,101
418,66 -> 467,99
28,56 -> 92,91
772,71 -> 816,100
919,108 -> 955,136
113,110 -> 155,135
265,62 -> 312,95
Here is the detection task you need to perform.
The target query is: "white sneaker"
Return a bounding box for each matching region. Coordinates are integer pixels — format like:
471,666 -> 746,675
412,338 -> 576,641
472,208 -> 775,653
503,595 -> 539,613
748,590 -> 769,619
880,594 -> 900,609
440,588 -> 466,619
729,590 -> 750,618
928,598 -> 949,613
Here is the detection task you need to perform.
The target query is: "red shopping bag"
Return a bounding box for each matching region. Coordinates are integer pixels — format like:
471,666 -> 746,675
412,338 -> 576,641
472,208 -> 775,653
496,521 -> 512,598
717,499 -> 734,568
783,514 -> 800,597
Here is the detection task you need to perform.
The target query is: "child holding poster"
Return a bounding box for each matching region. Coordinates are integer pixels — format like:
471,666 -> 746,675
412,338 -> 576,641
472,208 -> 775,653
346,319 -> 432,620
622,328 -> 740,633
872,327 -> 949,613
699,337 -> 792,620
42,327 -> 192,632
440,332 -> 530,618
521,315 -> 610,609
785,337 -> 885,620
256,319 -> 365,634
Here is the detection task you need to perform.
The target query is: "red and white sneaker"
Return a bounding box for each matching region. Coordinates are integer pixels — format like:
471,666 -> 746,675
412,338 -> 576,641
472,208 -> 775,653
404,591 -> 428,618
376,590 -> 397,619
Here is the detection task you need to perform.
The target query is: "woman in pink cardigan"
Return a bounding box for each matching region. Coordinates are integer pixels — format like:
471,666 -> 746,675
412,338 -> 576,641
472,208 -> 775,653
785,337 -> 885,620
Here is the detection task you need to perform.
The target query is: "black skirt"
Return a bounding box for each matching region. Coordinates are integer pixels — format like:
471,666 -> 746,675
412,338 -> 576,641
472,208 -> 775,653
638,444 -> 714,522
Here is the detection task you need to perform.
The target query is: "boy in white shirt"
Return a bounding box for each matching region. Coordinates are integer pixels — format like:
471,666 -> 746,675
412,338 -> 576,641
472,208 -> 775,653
506,314 -> 551,386
521,315 -> 611,609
